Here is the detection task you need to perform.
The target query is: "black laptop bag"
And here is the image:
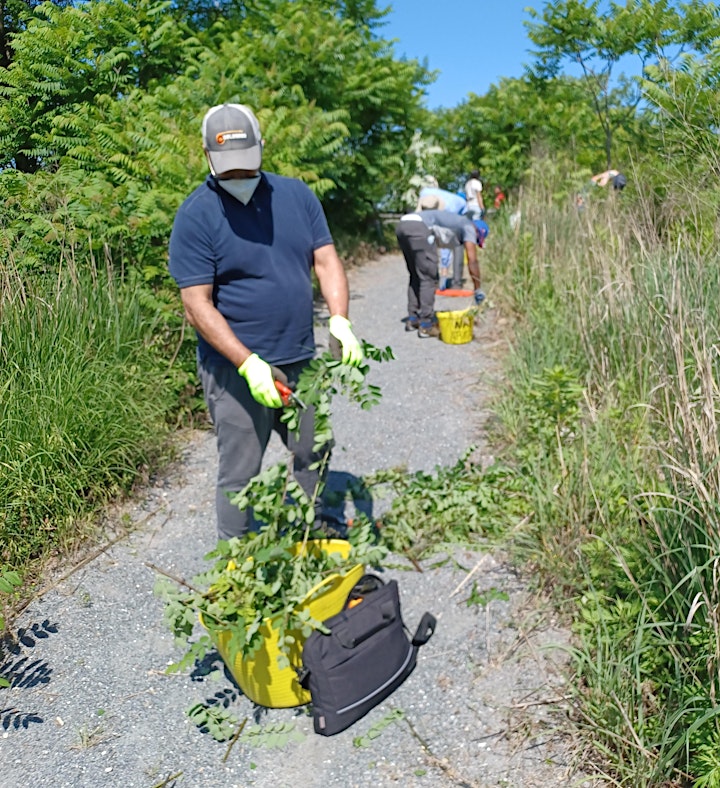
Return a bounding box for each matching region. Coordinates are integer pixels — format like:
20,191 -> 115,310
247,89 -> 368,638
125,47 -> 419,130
299,575 -> 436,736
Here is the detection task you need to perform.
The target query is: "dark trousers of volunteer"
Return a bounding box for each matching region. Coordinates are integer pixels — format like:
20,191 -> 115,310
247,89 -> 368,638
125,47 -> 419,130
452,246 -> 465,287
199,358 -> 330,541
395,219 -> 438,323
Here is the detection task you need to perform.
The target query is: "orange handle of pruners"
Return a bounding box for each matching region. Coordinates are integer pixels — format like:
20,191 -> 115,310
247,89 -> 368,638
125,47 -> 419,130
274,379 -> 294,407
271,366 -> 306,408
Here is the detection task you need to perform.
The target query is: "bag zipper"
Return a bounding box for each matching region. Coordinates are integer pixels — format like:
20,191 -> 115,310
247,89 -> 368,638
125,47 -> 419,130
335,645 -> 414,715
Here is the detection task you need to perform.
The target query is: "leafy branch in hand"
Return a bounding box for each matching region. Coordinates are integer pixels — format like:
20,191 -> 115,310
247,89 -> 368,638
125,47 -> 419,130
281,342 -> 394,451
154,342 -> 392,674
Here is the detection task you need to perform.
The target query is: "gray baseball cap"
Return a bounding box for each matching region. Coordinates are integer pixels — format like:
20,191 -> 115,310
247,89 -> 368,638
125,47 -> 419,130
202,104 -> 263,174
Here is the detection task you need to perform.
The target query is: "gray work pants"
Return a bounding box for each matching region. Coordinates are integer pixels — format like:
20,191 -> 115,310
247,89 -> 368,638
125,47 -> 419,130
452,246 -> 464,288
199,359 -> 330,541
395,219 -> 438,322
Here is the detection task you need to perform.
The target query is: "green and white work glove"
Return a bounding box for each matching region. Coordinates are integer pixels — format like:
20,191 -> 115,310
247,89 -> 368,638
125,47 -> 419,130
328,315 -> 363,366
238,353 -> 283,408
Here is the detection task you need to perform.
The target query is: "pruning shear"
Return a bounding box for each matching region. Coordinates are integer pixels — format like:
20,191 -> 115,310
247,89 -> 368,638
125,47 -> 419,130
271,367 -> 307,409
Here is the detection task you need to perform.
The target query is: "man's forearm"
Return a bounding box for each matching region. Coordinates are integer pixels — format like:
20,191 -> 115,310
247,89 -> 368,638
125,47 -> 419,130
465,243 -> 481,290
467,260 -> 481,290
314,244 -> 350,317
181,287 -> 252,368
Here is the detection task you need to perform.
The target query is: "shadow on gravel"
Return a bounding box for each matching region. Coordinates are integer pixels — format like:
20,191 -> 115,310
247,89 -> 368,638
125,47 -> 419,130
322,470 -> 375,525
1,620 -> 57,689
0,620 -> 58,731
0,706 -> 44,730
189,648 -> 226,683
190,648 -> 309,735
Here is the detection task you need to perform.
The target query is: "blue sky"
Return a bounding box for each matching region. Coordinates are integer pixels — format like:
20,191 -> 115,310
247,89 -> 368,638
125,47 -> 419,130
380,0 -> 540,110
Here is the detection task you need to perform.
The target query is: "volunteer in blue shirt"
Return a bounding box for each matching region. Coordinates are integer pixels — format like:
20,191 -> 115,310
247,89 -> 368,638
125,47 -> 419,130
169,103 -> 362,541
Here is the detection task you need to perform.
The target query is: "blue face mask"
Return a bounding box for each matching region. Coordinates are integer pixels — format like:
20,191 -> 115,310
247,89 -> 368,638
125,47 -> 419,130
217,176 -> 261,205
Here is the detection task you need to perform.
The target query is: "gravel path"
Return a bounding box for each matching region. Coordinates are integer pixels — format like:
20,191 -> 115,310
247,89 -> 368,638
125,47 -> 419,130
0,253 -> 587,787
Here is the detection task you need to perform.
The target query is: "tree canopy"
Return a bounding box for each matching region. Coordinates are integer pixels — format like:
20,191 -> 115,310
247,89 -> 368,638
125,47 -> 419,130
0,0 -> 432,274
2,0 -> 720,273
525,0 -> 720,168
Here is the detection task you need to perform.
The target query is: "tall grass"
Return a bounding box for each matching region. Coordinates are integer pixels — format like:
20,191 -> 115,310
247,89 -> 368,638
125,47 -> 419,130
486,157 -> 720,784
0,253 -> 175,576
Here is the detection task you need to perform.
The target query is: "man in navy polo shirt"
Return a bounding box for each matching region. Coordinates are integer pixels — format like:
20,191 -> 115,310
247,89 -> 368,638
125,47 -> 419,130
169,103 -> 362,541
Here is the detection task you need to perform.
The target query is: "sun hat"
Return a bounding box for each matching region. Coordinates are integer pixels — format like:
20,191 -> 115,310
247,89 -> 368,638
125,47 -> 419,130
202,104 -> 263,174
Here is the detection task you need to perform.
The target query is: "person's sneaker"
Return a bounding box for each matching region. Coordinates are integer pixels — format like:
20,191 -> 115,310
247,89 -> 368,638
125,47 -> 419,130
418,321 -> 440,338
405,316 -> 420,332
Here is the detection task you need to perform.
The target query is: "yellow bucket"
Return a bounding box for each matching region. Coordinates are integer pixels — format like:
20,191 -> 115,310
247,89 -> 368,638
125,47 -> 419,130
204,539 -> 363,708
436,308 -> 475,344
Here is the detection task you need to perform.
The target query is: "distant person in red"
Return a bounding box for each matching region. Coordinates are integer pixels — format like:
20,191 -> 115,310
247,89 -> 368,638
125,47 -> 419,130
493,186 -> 506,210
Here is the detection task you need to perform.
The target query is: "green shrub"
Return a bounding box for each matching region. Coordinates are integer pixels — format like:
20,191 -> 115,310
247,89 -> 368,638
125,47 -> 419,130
0,261 -> 174,571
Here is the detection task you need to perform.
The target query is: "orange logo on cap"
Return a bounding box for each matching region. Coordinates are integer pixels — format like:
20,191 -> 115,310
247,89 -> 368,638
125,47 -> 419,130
216,129 -> 248,145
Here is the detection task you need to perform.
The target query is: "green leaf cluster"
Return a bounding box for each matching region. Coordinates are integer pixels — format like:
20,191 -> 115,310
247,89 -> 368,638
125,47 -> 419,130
369,449 -> 525,560
465,583 -> 509,609
236,719 -> 304,749
0,569 -> 22,597
158,483 -> 383,673
352,707 -> 404,747
156,346 -> 391,674
524,0 -> 695,168
0,568 -> 23,634
524,365 -> 585,448
281,342 -> 393,452
187,700 -> 304,747
430,75 -> 604,193
187,701 -> 240,743
0,0 -> 432,280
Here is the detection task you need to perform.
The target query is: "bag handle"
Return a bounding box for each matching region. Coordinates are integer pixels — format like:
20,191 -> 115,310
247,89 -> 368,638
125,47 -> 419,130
344,573 -> 385,609
411,612 -> 436,647
298,611 -> 437,689
335,600 -> 396,648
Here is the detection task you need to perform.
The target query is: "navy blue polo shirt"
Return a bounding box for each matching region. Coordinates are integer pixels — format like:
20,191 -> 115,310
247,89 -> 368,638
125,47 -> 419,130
169,172 -> 334,367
